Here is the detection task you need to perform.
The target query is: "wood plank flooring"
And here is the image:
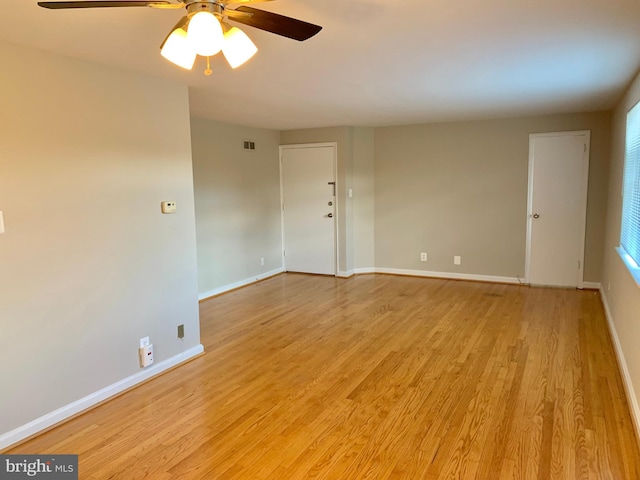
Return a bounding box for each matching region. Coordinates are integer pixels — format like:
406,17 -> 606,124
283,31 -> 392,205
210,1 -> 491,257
8,274 -> 640,479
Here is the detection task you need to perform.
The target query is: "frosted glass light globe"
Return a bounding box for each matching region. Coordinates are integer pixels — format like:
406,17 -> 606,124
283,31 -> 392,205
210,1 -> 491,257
222,27 -> 258,68
187,11 -> 224,57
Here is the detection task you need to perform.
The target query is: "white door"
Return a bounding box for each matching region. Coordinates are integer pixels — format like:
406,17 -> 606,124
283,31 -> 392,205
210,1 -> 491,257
526,131 -> 590,287
281,145 -> 336,275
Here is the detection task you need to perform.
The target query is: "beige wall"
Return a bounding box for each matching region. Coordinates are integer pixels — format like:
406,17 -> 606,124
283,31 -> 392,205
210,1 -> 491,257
0,42 -> 200,438
191,118 -> 282,295
601,70 -> 640,425
374,112 -> 611,281
352,128 -> 376,270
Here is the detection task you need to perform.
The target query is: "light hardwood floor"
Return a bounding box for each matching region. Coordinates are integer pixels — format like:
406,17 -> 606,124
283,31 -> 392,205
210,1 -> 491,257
8,274 -> 640,479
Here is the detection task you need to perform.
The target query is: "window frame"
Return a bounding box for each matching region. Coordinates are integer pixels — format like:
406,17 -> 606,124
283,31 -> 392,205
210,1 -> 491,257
617,99 -> 640,287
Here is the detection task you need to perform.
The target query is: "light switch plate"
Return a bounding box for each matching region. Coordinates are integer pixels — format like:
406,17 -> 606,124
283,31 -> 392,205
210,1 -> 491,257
161,201 -> 176,214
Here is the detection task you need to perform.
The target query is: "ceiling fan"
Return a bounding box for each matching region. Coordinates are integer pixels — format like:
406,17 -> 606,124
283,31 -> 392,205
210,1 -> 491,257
37,0 -> 322,74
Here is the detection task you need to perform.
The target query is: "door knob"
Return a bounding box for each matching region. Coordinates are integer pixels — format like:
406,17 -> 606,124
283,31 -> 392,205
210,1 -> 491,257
327,213 -> 333,218
533,213 -> 540,219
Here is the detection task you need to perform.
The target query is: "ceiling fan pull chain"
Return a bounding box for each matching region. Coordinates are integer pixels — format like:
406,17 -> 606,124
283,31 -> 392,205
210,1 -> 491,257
204,56 -> 213,76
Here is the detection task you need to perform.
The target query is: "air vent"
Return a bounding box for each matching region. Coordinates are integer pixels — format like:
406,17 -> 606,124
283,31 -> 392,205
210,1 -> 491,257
243,140 -> 256,151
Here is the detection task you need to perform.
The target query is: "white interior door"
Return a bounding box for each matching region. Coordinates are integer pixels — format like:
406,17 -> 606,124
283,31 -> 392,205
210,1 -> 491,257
281,145 -> 336,275
526,131 -> 590,287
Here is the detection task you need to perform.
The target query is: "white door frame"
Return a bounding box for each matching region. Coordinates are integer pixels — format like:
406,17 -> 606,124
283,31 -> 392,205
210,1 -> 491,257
279,143 -> 339,275
525,130 -> 590,288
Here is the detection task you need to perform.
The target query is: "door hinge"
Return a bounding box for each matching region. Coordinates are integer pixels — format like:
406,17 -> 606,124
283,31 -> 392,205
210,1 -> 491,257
584,144 -> 587,153
283,250 -> 286,257
578,260 -> 581,270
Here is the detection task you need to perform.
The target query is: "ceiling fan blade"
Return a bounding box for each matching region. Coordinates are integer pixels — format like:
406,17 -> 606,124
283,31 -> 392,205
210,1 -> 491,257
38,1 -> 172,9
230,6 -> 321,41
147,3 -> 185,9
224,8 -> 252,20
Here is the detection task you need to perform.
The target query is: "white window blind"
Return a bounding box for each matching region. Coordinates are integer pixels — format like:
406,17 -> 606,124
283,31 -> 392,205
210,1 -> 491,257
621,100 -> 640,272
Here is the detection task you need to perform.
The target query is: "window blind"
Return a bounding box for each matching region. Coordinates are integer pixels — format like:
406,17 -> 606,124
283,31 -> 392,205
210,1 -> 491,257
621,101 -> 640,267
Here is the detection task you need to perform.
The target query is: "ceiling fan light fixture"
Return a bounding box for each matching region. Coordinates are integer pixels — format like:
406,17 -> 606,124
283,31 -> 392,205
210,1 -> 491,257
37,0 -> 324,74
160,25 -> 196,70
187,11 -> 224,57
222,26 -> 258,69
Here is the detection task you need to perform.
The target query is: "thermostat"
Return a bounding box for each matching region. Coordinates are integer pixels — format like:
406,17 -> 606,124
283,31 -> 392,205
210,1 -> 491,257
161,201 -> 176,214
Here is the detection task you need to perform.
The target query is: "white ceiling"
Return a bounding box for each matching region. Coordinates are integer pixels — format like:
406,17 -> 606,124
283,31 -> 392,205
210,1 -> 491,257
2,0 -> 640,130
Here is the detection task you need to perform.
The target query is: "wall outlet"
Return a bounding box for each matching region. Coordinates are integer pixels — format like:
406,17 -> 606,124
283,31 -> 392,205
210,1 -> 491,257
260,257 -> 265,266
177,324 -> 184,339
454,256 -> 461,265
420,252 -> 427,262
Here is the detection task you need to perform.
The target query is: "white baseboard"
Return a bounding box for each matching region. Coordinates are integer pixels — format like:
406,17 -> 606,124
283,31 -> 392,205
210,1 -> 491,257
599,287 -> 640,443
373,267 -> 522,285
337,270 -> 355,278
354,268 -> 376,274
582,281 -> 601,290
260,267 -> 518,284
198,268 -> 284,301
0,344 -> 204,451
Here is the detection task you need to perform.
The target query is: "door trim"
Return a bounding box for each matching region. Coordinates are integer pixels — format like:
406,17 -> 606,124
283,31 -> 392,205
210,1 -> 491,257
279,143 -> 339,276
525,130 -> 590,288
